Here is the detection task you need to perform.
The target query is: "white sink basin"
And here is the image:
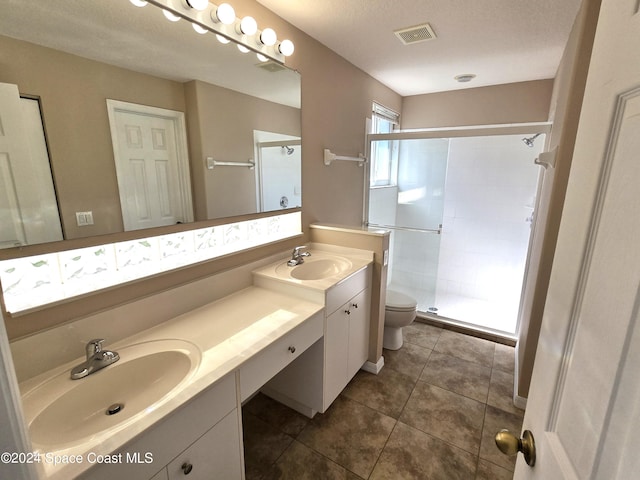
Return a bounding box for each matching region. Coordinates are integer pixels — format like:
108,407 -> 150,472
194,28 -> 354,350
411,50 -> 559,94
275,254 -> 352,280
22,339 -> 200,448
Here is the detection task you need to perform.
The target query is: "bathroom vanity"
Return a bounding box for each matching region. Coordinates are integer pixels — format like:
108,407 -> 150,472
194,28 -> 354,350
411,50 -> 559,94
16,244 -> 373,479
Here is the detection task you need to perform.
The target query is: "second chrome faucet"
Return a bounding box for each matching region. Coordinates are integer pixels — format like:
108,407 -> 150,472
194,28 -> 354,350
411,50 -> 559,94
287,245 -> 311,266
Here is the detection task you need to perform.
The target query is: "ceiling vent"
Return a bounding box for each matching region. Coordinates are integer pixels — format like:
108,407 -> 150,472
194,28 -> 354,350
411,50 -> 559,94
394,23 -> 437,45
256,60 -> 287,73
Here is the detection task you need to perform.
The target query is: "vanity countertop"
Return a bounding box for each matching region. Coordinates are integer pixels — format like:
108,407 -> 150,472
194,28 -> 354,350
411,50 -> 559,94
20,286 -> 323,480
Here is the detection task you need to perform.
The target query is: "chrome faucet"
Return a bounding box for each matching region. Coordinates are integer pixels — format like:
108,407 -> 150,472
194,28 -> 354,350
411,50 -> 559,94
287,245 -> 311,266
70,339 -> 120,380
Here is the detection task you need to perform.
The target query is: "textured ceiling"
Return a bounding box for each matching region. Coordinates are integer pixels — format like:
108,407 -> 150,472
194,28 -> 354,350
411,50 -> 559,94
256,0 -> 583,96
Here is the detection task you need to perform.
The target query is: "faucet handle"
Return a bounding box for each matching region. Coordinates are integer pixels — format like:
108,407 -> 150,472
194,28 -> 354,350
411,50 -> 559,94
86,338 -> 104,359
292,245 -> 308,256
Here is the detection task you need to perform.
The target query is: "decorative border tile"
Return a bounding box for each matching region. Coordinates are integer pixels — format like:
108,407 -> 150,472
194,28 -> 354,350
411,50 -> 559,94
0,212 -> 301,313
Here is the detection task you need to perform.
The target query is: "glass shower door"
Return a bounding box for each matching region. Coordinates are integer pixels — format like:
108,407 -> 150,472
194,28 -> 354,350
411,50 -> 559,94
368,137 -> 449,312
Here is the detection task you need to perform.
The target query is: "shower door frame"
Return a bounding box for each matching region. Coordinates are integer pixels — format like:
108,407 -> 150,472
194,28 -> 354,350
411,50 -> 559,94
363,122 -> 552,340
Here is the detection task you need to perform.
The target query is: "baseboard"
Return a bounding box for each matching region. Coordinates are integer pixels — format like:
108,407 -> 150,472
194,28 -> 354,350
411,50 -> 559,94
361,356 -> 384,374
513,343 -> 528,410
513,394 -> 527,410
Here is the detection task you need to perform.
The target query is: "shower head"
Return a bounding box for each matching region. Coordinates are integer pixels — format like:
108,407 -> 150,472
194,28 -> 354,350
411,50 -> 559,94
282,146 -> 294,155
522,133 -> 541,148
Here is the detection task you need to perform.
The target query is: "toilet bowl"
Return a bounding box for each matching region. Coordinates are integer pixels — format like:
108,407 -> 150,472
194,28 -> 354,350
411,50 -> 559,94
383,290 -> 417,350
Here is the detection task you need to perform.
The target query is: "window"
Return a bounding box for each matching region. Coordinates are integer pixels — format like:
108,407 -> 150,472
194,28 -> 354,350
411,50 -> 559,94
370,103 -> 399,187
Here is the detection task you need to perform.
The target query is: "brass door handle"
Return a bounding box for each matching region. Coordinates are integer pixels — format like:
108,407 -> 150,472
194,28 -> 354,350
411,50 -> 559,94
495,429 -> 536,467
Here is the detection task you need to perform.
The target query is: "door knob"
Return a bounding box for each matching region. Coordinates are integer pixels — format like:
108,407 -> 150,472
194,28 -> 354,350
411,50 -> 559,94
495,429 -> 536,467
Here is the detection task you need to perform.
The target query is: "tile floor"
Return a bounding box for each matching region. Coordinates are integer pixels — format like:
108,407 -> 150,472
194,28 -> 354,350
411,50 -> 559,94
242,321 -> 524,479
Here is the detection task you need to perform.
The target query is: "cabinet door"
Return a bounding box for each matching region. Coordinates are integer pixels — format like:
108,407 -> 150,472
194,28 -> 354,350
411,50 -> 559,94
324,306 -> 349,409
167,409 -> 242,480
347,288 -> 370,380
150,468 -> 169,480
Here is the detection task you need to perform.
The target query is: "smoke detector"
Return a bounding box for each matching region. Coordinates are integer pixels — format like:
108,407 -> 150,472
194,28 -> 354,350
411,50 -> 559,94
394,23 -> 437,45
454,74 -> 476,83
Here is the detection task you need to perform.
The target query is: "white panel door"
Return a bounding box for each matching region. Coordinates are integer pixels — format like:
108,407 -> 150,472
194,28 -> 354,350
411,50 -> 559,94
0,83 -> 62,248
515,1 -> 640,478
107,100 -> 193,231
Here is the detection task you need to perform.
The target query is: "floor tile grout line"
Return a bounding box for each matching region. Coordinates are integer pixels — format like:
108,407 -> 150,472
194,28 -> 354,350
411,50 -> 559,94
395,418 -> 484,465
243,324 -> 521,479
365,419 -> 400,480
477,403 -> 518,474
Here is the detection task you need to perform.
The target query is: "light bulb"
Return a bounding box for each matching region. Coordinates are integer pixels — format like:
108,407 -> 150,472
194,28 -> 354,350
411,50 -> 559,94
162,9 -> 181,22
185,0 -> 208,10
256,53 -> 269,62
129,0 -> 148,7
213,3 -> 235,25
259,28 -> 277,46
237,44 -> 250,53
239,16 -> 258,35
192,23 -> 208,34
216,34 -> 230,44
278,39 -> 294,56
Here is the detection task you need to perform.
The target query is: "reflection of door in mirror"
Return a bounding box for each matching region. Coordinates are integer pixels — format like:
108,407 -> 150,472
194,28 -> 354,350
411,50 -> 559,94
107,100 -> 194,231
0,83 -> 63,248
253,131 -> 302,213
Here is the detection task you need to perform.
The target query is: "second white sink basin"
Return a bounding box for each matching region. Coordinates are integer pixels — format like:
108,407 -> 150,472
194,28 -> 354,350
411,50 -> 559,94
275,254 -> 352,280
22,339 -> 201,449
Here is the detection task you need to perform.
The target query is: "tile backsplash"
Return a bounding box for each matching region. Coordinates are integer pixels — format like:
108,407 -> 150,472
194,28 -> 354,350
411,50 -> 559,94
0,212 -> 301,313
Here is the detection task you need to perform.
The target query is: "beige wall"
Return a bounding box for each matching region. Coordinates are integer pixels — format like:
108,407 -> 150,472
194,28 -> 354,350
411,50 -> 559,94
0,35 -> 186,239
241,1 -> 403,228
516,0 -> 602,399
2,0 -> 402,339
184,80 -> 300,220
401,79 -> 554,129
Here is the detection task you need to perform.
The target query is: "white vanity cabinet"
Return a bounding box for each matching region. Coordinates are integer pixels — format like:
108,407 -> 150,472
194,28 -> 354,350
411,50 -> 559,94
323,269 -> 371,408
82,373 -> 242,480
262,265 -> 372,416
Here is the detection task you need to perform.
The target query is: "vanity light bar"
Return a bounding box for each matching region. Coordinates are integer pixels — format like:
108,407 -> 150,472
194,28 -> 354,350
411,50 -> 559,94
139,0 -> 293,63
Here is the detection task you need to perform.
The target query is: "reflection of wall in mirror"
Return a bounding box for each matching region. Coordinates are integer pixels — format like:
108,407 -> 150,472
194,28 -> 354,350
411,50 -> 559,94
0,34 -> 186,240
184,80 -> 301,221
0,34 -> 302,241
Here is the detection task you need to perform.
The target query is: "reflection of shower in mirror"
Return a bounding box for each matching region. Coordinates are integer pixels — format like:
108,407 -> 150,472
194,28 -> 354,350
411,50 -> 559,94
254,131 -> 301,213
522,133 -> 542,147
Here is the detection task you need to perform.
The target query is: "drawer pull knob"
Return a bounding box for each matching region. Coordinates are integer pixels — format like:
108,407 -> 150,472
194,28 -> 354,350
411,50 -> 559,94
182,462 -> 193,475
288,345 -> 296,353
345,309 -> 351,315
352,303 -> 359,309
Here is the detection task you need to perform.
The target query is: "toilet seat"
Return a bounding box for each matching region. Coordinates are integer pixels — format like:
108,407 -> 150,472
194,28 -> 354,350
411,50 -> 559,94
385,290 -> 417,312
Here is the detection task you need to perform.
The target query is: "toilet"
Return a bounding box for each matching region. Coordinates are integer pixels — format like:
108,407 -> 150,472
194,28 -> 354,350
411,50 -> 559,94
383,290 -> 418,350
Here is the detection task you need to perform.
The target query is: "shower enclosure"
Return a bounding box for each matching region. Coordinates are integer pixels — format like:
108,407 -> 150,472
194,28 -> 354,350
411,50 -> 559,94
367,126 -> 548,336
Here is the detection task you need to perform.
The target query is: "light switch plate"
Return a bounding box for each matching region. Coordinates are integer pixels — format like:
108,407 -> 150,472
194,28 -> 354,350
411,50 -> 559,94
76,211 -> 94,226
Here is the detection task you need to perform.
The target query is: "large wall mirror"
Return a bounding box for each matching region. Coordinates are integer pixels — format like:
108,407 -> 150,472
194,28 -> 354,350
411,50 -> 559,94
0,0 -> 301,248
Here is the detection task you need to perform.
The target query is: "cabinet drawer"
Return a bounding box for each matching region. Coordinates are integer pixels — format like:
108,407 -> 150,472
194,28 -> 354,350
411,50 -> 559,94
326,265 -> 371,315
240,311 -> 323,402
